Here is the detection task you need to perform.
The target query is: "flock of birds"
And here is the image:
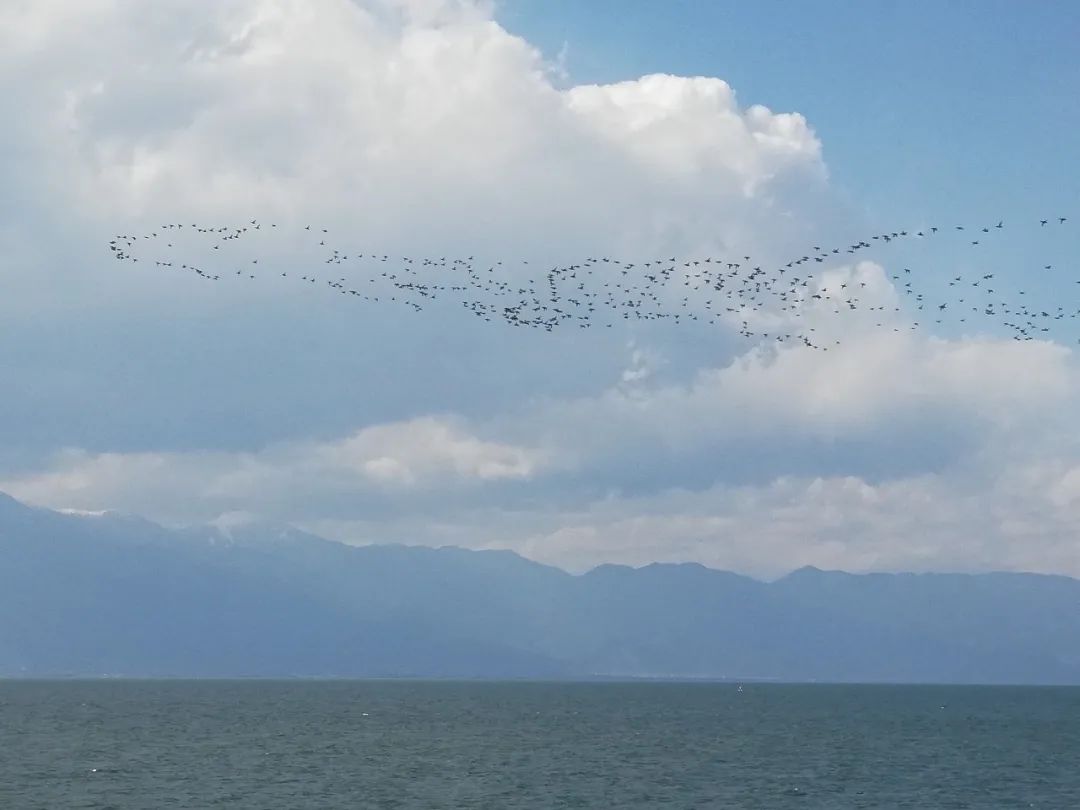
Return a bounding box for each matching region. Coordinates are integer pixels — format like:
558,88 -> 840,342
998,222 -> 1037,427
108,215 -> 1074,350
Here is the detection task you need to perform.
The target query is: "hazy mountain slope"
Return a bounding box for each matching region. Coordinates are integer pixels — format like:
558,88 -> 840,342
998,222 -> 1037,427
1,492 -> 1078,683
0,496 -> 568,677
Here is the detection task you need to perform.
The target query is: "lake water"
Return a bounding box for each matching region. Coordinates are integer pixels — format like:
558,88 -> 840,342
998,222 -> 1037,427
2,681 -> 1078,808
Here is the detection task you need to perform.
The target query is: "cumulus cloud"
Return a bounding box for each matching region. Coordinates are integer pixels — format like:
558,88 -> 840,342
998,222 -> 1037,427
567,75 -> 821,193
0,0 -> 827,268
0,0 -> 834,458
528,322 -> 1077,483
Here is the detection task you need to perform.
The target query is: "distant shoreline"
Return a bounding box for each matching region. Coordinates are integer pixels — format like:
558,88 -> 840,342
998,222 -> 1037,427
3,676 -> 1079,688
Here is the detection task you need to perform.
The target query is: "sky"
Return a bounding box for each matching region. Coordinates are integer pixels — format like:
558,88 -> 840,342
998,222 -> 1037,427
1,0 -> 1078,577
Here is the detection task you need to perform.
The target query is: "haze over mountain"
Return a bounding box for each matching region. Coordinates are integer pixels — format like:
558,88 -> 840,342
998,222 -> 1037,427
2,491 -> 1078,684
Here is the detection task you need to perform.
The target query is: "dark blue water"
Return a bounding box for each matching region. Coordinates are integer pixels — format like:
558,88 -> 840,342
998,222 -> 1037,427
2,681 -> 1078,808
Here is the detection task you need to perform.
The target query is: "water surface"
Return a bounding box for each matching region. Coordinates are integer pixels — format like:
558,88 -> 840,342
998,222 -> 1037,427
2,681 -> 1078,808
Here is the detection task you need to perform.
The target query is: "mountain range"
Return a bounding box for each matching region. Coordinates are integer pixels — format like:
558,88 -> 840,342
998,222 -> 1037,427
1,490 -> 1078,683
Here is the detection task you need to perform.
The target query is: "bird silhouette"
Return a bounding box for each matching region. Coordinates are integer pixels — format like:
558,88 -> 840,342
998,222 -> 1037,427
107,210 -> 1075,352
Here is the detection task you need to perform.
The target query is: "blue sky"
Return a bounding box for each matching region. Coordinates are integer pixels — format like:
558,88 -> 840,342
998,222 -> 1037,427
0,0 -> 1078,576
502,0 -> 1079,225
501,0 -> 1080,347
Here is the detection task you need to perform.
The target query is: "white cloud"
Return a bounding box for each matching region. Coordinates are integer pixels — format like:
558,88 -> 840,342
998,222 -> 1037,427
4,323 -> 1079,576
0,0 -> 827,269
313,416 -> 543,485
300,465 -> 1080,578
535,324 -> 1076,468
0,416 -> 550,522
567,75 -> 821,192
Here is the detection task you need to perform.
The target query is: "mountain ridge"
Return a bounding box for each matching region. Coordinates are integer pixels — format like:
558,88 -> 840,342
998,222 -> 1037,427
1,491 -> 1078,683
